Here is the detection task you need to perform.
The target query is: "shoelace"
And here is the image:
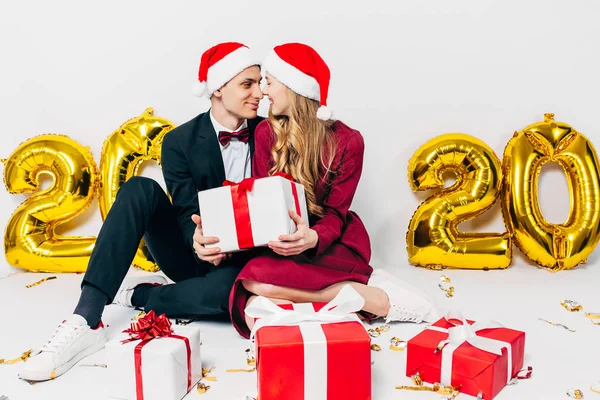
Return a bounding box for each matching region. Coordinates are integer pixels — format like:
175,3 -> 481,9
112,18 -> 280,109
387,306 -> 422,323
39,321 -> 82,353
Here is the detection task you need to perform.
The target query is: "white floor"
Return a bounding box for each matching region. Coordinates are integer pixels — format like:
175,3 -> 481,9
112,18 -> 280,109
1,255 -> 600,400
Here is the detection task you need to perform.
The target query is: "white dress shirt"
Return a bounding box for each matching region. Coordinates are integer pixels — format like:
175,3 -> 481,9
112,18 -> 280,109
209,111 -> 252,183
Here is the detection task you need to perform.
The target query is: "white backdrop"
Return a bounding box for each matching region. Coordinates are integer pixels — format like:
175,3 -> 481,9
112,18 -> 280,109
1,0 -> 600,277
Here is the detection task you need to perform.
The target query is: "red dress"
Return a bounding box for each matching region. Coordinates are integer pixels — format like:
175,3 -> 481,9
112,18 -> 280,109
228,119 -> 373,338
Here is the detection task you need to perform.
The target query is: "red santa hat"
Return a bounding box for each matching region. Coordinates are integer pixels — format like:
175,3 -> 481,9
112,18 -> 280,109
262,43 -> 333,120
193,42 -> 259,98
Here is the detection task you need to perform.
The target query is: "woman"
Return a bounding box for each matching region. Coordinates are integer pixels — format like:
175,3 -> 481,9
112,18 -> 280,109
229,43 -> 440,338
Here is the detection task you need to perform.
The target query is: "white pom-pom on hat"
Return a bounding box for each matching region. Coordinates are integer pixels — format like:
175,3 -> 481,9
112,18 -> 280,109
316,105 -> 333,121
192,81 -> 207,97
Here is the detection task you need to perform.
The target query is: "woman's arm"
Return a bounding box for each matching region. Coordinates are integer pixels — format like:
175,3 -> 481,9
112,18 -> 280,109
310,130 -> 365,256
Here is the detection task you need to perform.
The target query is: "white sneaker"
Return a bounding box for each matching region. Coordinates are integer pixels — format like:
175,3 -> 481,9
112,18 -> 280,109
18,314 -> 107,381
112,274 -> 168,307
368,269 -> 443,323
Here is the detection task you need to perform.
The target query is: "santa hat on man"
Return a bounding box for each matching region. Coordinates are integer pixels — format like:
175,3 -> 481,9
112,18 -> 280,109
262,43 -> 333,120
193,42 -> 260,98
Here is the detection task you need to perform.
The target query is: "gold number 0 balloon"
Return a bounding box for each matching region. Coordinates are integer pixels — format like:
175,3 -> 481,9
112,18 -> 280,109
99,108 -> 175,272
3,134 -> 99,272
406,133 -> 511,269
502,113 -> 600,271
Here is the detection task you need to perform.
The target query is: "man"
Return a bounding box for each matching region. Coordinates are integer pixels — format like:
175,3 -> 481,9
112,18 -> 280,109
19,42 -> 264,381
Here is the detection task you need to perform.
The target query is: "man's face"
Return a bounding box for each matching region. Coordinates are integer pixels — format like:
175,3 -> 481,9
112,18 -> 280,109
215,66 -> 263,120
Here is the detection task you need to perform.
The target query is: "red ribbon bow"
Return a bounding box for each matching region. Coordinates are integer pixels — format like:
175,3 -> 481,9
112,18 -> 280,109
223,177 -> 256,193
120,310 -> 193,400
122,310 -> 173,343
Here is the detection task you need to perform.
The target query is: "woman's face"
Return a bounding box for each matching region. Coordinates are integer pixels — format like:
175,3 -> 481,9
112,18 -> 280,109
263,72 -> 291,117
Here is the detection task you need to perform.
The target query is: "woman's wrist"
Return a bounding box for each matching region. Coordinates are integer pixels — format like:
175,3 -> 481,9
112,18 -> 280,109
309,229 -> 319,249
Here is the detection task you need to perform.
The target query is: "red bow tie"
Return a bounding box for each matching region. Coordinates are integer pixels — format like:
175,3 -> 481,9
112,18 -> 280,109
218,128 -> 250,146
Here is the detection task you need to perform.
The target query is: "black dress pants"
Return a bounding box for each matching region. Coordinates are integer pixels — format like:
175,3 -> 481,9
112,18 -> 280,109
82,177 -> 247,317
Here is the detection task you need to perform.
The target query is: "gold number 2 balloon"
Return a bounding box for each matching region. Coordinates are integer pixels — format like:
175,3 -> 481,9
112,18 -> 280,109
99,108 -> 175,272
502,113 -> 600,271
3,134 -> 99,273
406,133 -> 511,269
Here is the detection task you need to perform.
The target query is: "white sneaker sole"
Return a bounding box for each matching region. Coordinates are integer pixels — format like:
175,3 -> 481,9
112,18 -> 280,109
18,336 -> 107,382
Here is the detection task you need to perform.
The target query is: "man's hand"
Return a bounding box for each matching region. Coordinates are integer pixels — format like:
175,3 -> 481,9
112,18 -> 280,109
267,210 -> 318,256
191,214 -> 226,266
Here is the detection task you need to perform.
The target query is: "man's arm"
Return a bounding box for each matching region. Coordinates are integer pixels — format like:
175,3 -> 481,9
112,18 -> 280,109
161,131 -> 201,262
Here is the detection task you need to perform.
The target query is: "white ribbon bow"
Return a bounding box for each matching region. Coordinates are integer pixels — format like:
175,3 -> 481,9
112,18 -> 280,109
245,284 -> 366,400
246,284 -> 366,341
426,311 -> 512,386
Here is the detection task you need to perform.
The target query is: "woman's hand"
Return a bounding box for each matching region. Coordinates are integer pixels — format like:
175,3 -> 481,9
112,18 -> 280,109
268,210 -> 318,256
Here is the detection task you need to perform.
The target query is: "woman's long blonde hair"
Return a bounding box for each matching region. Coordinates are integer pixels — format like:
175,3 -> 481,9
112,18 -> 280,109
268,91 -> 337,217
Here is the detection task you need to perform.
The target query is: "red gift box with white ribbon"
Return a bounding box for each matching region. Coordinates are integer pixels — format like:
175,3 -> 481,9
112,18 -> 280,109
245,285 -> 372,400
406,312 -> 526,399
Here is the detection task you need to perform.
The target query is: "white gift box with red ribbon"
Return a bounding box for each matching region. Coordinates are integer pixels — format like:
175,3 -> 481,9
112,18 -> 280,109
105,320 -> 202,400
198,174 -> 309,253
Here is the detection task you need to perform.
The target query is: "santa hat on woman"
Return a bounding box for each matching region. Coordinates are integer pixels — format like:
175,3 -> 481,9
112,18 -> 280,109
193,42 -> 260,98
262,43 -> 333,121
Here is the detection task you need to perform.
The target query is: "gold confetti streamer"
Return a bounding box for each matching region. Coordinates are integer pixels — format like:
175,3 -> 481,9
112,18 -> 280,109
411,373 -> 423,386
566,388 -> 584,399
371,344 -> 381,351
438,275 -> 455,297
561,300 -> 583,312
426,264 -> 446,270
438,283 -> 454,298
226,367 -> 256,373
202,365 -> 215,377
201,364 -> 216,381
131,311 -> 146,321
245,348 -> 256,366
538,318 -> 576,332
396,382 -> 461,398
390,337 -> 407,351
25,276 -> 57,288
591,382 -> 600,394
367,324 -> 390,338
0,350 -> 32,364
197,382 -> 210,394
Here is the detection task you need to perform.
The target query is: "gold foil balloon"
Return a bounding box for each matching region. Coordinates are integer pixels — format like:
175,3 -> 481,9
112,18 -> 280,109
501,113 -> 600,271
99,108 -> 175,272
3,134 -> 99,273
406,133 -> 511,269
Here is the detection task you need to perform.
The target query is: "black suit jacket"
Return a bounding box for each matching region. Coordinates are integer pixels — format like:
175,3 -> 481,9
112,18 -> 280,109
161,111 -> 265,261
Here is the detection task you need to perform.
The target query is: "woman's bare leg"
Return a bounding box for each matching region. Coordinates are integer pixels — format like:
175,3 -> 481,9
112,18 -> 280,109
242,280 -> 390,317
